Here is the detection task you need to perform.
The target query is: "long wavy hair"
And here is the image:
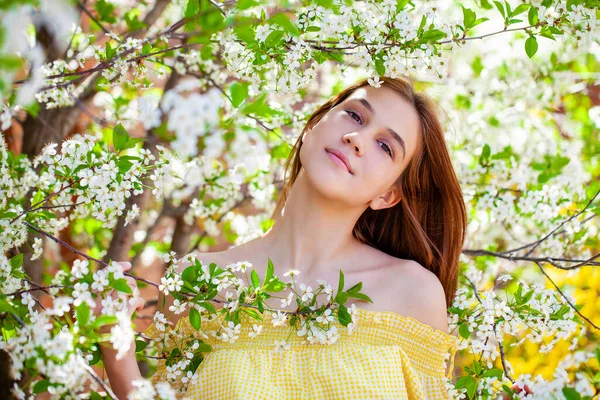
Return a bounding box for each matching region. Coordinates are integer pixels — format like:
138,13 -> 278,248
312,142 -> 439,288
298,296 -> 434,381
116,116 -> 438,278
273,76 -> 467,308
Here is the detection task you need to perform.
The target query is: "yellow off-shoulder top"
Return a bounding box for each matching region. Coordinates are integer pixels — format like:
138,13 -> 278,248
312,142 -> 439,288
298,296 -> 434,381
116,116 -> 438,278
142,307 -> 458,399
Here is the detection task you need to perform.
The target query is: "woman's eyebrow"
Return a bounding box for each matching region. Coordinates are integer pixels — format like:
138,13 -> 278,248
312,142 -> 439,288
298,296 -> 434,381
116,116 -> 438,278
351,97 -> 406,160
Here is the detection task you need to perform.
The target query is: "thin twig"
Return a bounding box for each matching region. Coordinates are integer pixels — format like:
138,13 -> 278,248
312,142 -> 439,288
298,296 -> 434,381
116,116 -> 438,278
83,364 -> 118,400
77,0 -> 111,36
33,201 -> 86,211
23,221 -> 107,265
535,261 -> 599,331
523,189 -> 600,258
6,284 -> 70,297
11,182 -> 75,223
461,249 -> 600,269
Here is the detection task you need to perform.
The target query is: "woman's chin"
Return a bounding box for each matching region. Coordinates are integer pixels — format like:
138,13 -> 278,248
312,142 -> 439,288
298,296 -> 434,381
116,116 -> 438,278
303,167 -> 352,199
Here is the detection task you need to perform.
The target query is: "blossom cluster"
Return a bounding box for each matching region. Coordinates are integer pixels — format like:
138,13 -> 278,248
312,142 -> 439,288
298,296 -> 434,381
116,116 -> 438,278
141,256 -> 364,392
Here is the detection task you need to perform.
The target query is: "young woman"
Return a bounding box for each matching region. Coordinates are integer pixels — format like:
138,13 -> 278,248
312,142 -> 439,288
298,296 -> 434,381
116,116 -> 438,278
101,75 -> 467,399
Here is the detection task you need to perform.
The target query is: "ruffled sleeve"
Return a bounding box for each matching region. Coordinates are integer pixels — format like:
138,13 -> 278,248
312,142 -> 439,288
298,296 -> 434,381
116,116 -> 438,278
352,309 -> 458,399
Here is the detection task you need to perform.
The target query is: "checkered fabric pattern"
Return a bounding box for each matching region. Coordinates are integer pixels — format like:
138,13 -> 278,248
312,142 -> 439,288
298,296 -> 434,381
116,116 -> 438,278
143,307 -> 458,399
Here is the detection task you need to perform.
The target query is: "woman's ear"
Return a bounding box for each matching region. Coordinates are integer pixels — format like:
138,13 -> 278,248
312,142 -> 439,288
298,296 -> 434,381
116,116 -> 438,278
369,187 -> 401,211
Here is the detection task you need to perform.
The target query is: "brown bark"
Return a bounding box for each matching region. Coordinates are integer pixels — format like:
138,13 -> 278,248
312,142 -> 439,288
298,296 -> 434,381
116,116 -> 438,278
0,350 -> 16,400
170,215 -> 194,260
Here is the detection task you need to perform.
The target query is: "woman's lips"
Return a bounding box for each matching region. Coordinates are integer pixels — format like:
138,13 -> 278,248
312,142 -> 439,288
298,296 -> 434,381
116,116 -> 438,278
326,150 -> 351,174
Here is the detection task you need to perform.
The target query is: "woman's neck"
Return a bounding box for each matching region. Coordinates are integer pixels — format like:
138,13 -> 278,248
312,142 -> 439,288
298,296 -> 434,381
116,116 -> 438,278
260,171 -> 366,276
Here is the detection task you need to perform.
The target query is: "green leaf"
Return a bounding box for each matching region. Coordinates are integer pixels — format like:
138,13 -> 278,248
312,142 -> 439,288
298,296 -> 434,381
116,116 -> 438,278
525,35 -> 538,58
234,25 -> 256,44
337,270 -> 345,294
105,42 -> 116,60
491,145 -> 515,160
264,258 -> 274,285
324,51 -> 344,63
471,360 -> 482,375
456,375 -> 477,399
418,14 -> 427,32
315,0 -> 334,7
229,82 -> 248,108
459,323 -> 471,339
263,278 -> 287,292
270,13 -> 300,37
493,0 -> 505,18
504,0 -> 512,17
374,59 -> 386,76
112,278 -> 133,294
33,379 -> 51,394
113,123 -> 130,152
480,0 -> 493,9
237,0 -> 259,10
562,387 -> 582,400
189,307 -> 201,330
250,269 -> 260,288
264,29 -> 285,47
117,157 -> 134,174
92,315 -> 118,329
337,304 -> 352,326
479,144 -> 491,165
185,0 -> 200,17
0,54 -> 24,70
346,282 -> 362,293
76,303 -> 90,327
462,6 -> 476,29
191,341 -> 211,353
0,298 -> 17,314
9,253 -> 23,270
197,301 -> 216,314
346,292 -> 372,303
528,6 -> 539,25
135,339 -> 148,352
182,266 -> 197,283
123,138 -> 144,151
420,29 -> 446,42
483,368 -> 504,379
522,289 -> 534,303
124,11 -> 147,31
335,292 -> 348,304
89,344 -> 102,365
512,4 -> 530,17
141,43 -> 152,55
95,0 -> 116,23
90,391 -> 106,400
471,17 -> 489,30
32,190 -> 44,206
566,0 -> 581,11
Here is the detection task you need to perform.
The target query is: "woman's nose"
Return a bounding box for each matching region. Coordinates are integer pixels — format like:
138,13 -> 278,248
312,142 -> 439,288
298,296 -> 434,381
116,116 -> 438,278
343,132 -> 363,155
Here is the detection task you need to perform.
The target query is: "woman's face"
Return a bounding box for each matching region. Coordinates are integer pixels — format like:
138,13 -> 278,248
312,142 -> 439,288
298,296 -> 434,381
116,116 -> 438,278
299,85 -> 422,210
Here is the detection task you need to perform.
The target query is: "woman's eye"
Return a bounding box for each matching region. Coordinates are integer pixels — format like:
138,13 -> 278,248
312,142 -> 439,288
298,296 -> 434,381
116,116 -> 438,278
379,141 -> 393,157
345,110 -> 361,124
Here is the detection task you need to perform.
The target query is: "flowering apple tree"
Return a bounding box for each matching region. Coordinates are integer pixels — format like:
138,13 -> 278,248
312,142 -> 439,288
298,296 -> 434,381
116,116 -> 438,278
1,0 -> 600,399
